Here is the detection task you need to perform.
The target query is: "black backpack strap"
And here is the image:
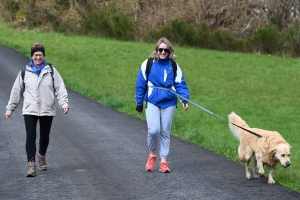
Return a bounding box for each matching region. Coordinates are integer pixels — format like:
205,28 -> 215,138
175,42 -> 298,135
21,66 -> 27,89
48,63 -> 55,93
146,57 -> 153,81
21,67 -> 25,80
145,57 -> 153,108
170,60 -> 177,77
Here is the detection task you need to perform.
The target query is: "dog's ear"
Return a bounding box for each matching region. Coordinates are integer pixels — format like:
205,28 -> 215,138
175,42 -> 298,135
268,146 -> 277,155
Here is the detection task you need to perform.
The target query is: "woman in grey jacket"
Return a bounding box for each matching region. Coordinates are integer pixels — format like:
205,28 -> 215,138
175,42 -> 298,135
5,42 -> 69,177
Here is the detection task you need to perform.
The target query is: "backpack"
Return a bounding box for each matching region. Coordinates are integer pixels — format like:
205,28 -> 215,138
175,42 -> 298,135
21,63 -> 55,91
145,57 -> 177,82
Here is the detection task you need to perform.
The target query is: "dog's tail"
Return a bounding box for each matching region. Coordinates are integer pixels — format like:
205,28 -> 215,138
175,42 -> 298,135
228,111 -> 250,141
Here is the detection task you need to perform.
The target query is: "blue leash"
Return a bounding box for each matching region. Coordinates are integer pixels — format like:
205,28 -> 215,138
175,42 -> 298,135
150,86 -> 262,138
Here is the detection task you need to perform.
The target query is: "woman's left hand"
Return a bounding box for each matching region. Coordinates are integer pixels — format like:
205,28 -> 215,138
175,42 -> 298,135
182,102 -> 188,111
63,108 -> 69,114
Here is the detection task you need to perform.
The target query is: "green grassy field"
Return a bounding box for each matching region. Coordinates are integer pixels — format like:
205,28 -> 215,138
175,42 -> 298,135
0,22 -> 299,192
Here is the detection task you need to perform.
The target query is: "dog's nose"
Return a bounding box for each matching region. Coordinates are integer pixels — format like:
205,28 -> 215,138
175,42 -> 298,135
286,162 -> 291,166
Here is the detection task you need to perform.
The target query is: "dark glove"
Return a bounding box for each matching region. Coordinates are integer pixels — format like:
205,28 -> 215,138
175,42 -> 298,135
182,100 -> 188,106
136,106 -> 143,113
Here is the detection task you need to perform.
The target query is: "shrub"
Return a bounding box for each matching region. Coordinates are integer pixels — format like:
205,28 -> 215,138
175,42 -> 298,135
0,0 -> 19,21
110,6 -> 134,40
83,5 -> 133,40
84,11 -> 113,37
194,22 -> 213,49
150,19 -> 246,53
282,21 -> 300,57
248,25 -> 281,55
211,30 -> 243,52
149,19 -> 197,46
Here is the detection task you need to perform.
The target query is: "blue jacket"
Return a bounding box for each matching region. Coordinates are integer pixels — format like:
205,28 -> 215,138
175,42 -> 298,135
135,57 -> 190,108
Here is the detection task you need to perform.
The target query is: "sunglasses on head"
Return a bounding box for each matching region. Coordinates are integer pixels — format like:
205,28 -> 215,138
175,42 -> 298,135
158,48 -> 170,53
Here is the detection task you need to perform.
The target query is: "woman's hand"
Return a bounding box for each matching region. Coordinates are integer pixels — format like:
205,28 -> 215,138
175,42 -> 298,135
136,106 -> 143,115
182,101 -> 189,111
63,108 -> 69,114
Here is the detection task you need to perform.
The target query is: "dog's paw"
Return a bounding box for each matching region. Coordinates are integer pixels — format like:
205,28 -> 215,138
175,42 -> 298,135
252,171 -> 260,178
253,174 -> 260,179
268,179 -> 275,184
246,171 -> 252,179
258,170 -> 265,176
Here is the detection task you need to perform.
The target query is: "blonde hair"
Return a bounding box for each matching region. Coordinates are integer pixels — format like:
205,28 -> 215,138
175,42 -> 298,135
150,37 -> 176,61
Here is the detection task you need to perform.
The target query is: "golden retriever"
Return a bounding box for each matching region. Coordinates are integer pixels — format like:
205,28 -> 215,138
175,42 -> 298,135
228,112 -> 291,184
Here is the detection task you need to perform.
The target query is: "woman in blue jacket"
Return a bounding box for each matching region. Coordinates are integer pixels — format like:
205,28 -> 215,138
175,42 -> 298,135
135,37 -> 190,173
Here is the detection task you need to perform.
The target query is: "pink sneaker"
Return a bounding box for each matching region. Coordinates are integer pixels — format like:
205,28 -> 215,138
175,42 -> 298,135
145,156 -> 156,171
159,162 -> 170,173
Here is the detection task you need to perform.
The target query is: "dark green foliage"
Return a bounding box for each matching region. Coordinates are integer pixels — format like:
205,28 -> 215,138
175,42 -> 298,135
149,19 -> 195,46
282,21 -> 300,57
1,0 -> 20,14
150,19 -> 245,53
83,5 -> 133,40
0,0 -> 20,21
55,0 -> 70,8
248,25 -> 281,54
9,0 -> 19,13
211,30 -> 245,52
194,22 -> 213,49
111,11 -> 134,40
168,19 -> 195,45
84,11 -> 114,37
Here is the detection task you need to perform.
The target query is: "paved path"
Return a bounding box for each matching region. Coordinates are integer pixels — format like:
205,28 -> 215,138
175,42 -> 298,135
0,45 -> 299,200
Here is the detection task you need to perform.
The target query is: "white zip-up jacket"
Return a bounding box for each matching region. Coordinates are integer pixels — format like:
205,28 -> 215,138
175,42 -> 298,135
6,63 -> 69,116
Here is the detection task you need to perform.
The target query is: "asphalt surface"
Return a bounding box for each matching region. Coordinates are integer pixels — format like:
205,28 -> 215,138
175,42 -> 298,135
0,44 -> 299,200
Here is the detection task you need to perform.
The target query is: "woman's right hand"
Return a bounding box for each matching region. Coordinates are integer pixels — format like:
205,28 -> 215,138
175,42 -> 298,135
136,106 -> 143,115
5,114 -> 12,120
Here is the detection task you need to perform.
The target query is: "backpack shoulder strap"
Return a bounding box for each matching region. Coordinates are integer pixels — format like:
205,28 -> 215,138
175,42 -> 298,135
48,63 -> 54,78
170,60 -> 177,77
145,57 -> 154,108
21,66 -> 26,80
146,57 -> 153,81
21,65 -> 27,89
48,63 -> 55,92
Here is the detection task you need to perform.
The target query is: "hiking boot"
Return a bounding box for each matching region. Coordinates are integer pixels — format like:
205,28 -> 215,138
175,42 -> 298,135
38,153 -> 48,170
26,161 -> 37,177
145,156 -> 156,171
159,162 -> 170,173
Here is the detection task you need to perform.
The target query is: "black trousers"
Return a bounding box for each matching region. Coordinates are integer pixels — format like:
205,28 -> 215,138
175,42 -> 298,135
24,115 -> 53,162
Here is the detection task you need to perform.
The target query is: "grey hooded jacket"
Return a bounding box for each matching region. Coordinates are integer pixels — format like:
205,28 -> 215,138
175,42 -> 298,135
6,63 -> 69,116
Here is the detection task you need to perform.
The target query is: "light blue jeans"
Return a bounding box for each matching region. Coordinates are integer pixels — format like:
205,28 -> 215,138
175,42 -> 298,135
145,102 -> 176,159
